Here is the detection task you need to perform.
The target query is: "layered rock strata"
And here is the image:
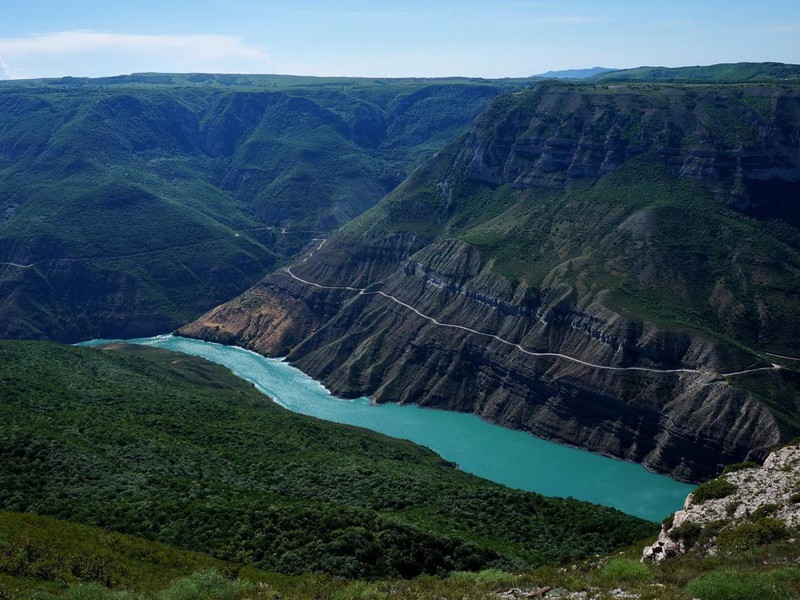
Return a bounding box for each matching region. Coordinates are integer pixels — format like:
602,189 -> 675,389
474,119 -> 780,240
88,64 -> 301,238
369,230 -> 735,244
182,236 -> 781,482
181,83 -> 800,481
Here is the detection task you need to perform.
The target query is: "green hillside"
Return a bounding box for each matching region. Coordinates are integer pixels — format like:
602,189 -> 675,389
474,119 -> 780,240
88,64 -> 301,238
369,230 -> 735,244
0,77 -> 521,341
0,509 -> 796,599
0,510 -> 246,597
594,61 -> 800,82
0,340 -> 653,580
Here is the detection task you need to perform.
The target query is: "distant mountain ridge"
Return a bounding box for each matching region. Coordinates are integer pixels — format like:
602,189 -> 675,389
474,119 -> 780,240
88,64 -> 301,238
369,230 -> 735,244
533,66 -> 617,79
532,62 -> 800,83
595,61 -> 800,82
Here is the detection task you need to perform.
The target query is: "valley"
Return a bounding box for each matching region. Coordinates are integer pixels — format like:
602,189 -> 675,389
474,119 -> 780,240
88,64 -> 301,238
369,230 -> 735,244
1,61 -> 800,599
0,74 -> 520,341
180,79 -> 800,482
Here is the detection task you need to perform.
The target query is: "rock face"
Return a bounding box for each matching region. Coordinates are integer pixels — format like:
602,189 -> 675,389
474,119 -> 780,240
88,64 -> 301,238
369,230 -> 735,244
181,235 -> 784,482
643,444 -> 800,561
463,84 -> 800,224
181,83 -> 800,482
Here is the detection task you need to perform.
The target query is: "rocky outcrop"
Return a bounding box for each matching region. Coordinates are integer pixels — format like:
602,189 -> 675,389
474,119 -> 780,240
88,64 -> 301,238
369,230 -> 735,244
643,444 -> 800,561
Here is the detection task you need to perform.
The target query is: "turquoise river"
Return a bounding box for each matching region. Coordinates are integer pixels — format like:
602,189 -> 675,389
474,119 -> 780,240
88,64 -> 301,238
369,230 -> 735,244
82,334 -> 695,521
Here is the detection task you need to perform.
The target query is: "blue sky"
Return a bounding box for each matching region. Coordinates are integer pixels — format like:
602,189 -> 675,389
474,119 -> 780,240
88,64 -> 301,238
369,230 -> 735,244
1,0 -> 799,79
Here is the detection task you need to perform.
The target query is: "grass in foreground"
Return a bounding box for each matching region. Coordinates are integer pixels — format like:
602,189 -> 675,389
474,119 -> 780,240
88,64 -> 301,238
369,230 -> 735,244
0,510 -> 796,599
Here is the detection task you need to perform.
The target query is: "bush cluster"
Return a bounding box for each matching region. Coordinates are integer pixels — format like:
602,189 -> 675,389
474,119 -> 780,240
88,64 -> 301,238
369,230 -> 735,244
0,342 -> 654,580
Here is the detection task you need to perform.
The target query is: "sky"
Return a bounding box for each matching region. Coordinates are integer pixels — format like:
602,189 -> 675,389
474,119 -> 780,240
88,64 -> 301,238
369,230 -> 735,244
1,0 -> 799,80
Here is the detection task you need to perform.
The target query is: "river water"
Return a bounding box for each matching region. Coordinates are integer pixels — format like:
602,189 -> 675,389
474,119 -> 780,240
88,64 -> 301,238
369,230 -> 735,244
80,334 -> 694,521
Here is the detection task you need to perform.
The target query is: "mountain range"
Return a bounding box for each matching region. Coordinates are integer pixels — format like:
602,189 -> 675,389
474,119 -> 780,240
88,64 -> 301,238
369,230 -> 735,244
1,62 -> 800,598
179,70 -> 800,482
0,75 -> 522,341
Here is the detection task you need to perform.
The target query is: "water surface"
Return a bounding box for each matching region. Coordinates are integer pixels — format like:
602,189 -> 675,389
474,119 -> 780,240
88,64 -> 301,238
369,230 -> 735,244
81,334 -> 694,521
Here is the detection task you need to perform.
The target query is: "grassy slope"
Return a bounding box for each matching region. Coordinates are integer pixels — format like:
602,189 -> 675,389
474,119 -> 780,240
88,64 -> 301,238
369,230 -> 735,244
0,77 -> 520,341
0,510 -> 796,599
595,61 -> 800,82
456,164 -> 800,352
0,510 -> 244,597
0,341 -> 653,580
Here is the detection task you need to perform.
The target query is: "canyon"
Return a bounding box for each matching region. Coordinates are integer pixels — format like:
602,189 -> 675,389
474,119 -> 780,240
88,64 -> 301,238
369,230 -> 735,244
182,82 -> 800,481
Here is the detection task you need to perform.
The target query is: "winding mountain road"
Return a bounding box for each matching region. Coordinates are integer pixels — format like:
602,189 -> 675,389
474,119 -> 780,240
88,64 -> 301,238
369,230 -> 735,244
284,240 -> 788,379
766,352 -> 800,362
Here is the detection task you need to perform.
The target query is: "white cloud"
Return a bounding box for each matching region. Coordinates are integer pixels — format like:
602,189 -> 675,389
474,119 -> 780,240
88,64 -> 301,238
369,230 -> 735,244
0,56 -> 12,79
0,31 -> 273,78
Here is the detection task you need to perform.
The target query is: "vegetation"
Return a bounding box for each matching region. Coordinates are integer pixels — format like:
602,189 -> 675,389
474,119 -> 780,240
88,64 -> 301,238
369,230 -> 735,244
716,518 -> 789,553
668,521 -> 703,550
684,568 -> 794,600
0,510 -> 797,599
0,341 -> 653,581
690,479 -> 738,504
721,461 -> 760,475
599,558 -> 649,583
0,77 -> 523,341
0,511 -> 241,595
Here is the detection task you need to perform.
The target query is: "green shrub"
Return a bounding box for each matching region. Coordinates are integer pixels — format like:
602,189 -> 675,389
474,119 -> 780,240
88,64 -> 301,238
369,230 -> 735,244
721,461 -> 759,475
789,493 -> 800,504
331,581 -> 388,600
447,571 -> 477,583
717,518 -> 789,553
751,504 -> 779,520
768,566 -> 800,590
686,569 -> 791,600
156,570 -> 253,600
474,569 -> 516,587
691,479 -> 737,504
63,584 -> 112,600
725,500 -> 740,516
668,520 -> 703,549
697,520 -> 728,546
600,558 -> 650,583
59,584 -> 136,600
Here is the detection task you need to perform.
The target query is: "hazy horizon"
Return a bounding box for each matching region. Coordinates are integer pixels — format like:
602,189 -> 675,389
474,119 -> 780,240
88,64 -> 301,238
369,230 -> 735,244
2,0 -> 800,80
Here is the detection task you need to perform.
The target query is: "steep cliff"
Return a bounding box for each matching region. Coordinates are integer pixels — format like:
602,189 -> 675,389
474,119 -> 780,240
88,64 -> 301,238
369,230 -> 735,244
182,82 -> 800,481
